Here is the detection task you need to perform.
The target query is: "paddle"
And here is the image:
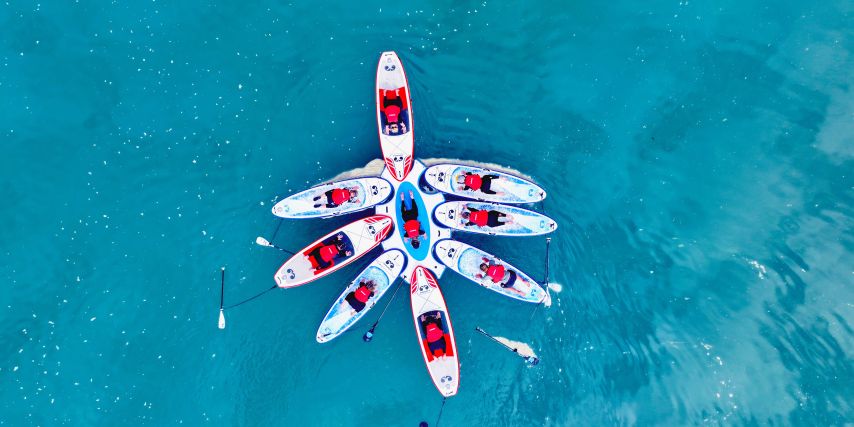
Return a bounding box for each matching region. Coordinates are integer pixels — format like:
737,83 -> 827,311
255,236 -> 297,256
218,267 -> 226,329
216,265 -> 279,329
475,326 -> 540,365
542,236 -> 552,300
363,280 -> 405,342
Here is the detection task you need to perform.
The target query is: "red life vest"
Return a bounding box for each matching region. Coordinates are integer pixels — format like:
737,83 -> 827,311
319,244 -> 339,263
486,264 -> 505,283
404,219 -> 421,238
469,210 -> 488,227
464,174 -> 482,190
330,188 -> 351,205
385,105 -> 400,123
354,285 -> 371,303
426,323 -> 444,343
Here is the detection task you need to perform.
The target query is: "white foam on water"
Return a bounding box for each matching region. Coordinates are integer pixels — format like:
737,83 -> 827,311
541,283 -> 563,307
543,292 -> 553,307
494,336 -> 538,359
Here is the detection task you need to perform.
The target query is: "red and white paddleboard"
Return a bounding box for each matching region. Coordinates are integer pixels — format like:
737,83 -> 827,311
410,266 -> 459,397
274,215 -> 393,288
376,51 -> 414,182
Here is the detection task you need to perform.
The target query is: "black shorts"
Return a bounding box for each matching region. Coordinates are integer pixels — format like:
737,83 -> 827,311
500,270 -> 517,288
427,337 -> 446,353
345,293 -> 366,312
487,210 -> 505,227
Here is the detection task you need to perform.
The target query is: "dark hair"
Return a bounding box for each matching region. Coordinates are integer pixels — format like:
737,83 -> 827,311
410,239 -> 420,249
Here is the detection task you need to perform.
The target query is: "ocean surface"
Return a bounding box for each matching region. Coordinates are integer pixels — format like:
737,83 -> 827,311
2,1 -> 853,426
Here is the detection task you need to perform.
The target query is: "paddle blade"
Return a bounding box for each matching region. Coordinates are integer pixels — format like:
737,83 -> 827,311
363,330 -> 373,342
255,236 -> 271,247
218,309 -> 226,329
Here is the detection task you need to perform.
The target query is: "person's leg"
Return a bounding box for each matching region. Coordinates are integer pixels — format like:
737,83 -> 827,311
487,211 -> 503,227
428,338 -> 446,353
502,271 -> 518,288
403,191 -> 413,211
345,293 -> 359,310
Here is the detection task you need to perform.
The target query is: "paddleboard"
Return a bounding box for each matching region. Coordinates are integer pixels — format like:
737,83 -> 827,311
316,249 -> 407,343
433,201 -> 557,236
423,164 -> 546,204
272,177 -> 393,219
274,215 -> 393,288
410,266 -> 459,397
433,239 -> 546,303
376,51 -> 414,182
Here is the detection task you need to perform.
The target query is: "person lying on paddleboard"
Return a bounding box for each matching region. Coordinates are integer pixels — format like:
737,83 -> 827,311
475,257 -> 525,295
456,172 -> 504,196
303,233 -> 353,273
381,89 -> 409,135
460,205 -> 514,228
312,187 -> 359,209
343,279 -> 376,313
420,312 -> 448,357
400,190 -> 426,249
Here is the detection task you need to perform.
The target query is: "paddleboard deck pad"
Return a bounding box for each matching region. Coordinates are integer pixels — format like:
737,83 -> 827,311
433,239 -> 546,303
272,177 -> 393,219
376,51 -> 414,182
410,266 -> 459,397
433,201 -> 557,236
275,215 -> 393,288
316,249 -> 407,343
423,164 -> 546,204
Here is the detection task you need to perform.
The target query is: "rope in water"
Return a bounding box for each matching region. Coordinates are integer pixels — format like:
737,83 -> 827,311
224,284 -> 278,310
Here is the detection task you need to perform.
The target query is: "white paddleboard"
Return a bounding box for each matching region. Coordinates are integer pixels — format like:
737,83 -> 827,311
376,51 -> 414,182
274,215 -> 393,288
433,239 -> 546,303
316,249 -> 407,343
410,266 -> 459,397
272,177 -> 393,219
423,164 -> 546,204
433,201 -> 557,236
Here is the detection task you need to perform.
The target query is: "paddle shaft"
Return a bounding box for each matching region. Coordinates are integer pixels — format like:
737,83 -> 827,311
219,268 -> 225,309
543,237 -> 551,285
265,241 -> 297,256
475,327 -> 519,354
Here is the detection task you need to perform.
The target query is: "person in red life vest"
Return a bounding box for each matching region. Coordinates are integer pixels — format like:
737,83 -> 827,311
304,233 -> 353,273
459,205 -> 514,228
381,89 -> 409,135
400,190 -> 426,249
455,172 -> 504,196
343,279 -> 376,313
475,257 -> 525,296
420,311 -> 447,357
312,186 -> 359,209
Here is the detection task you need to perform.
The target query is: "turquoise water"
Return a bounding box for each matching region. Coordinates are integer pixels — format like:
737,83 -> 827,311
2,1 -> 853,425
